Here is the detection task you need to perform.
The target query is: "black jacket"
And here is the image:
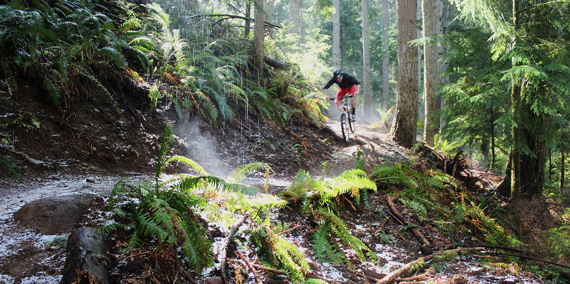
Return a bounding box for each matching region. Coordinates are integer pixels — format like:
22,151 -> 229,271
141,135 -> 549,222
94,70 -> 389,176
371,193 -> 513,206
323,73 -> 361,90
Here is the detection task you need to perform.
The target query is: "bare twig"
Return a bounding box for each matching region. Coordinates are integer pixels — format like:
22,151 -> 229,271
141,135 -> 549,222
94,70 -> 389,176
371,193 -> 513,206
252,264 -> 287,275
236,251 -> 262,284
277,224 -> 301,235
386,195 -> 431,249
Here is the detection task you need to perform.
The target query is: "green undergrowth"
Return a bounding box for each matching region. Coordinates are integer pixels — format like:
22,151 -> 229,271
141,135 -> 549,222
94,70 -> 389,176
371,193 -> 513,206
102,127 -> 570,282
0,0 -> 331,177
103,126 -> 326,282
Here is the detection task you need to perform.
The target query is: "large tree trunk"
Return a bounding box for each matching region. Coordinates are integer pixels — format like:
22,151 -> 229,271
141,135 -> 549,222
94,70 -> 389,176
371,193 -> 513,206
245,2 -> 251,38
362,0 -> 371,118
422,0 -> 439,146
499,92 -> 549,199
253,0 -> 265,81
265,0 -> 274,36
332,0 -> 341,69
499,0 -> 549,199
391,0 -> 418,148
289,0 -> 301,35
381,0 -> 390,110
436,0 -> 448,130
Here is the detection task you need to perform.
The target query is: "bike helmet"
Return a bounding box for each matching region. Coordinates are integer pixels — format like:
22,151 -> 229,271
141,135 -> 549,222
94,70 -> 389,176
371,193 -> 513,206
333,69 -> 343,79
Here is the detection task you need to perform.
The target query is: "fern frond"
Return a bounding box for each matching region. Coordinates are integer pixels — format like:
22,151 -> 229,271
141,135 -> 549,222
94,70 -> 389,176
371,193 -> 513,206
267,228 -> 309,281
369,163 -> 418,189
328,213 -> 378,263
312,225 -> 348,265
98,46 -> 126,68
227,162 -> 273,183
249,194 -> 289,209
44,79 -> 61,106
0,155 -> 21,180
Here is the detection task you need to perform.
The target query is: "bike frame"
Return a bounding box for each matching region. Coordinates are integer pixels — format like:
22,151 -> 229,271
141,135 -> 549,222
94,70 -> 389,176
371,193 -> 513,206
330,94 -> 355,142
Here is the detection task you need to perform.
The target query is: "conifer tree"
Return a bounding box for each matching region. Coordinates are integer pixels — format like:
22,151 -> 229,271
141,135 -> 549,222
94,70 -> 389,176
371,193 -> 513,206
450,0 -> 570,199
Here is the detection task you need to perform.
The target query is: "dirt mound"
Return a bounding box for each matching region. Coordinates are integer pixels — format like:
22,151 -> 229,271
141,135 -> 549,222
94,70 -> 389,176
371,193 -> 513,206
0,66 -> 344,183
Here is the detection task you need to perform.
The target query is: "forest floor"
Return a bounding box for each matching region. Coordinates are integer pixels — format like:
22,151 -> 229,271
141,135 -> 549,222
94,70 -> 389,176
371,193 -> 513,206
0,77 -> 549,283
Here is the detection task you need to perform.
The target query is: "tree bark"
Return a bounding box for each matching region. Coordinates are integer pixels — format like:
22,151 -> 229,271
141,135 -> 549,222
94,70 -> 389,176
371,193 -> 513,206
245,2 -> 251,38
253,0 -> 265,81
391,0 -> 418,148
381,0 -> 391,110
61,227 -> 109,284
561,151 -> 565,192
332,0 -> 341,69
289,0 -> 301,35
362,0 -> 371,118
422,0 -> 438,146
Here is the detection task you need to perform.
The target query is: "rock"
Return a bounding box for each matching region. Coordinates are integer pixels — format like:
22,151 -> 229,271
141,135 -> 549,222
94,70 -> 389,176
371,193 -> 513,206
452,274 -> 469,284
14,194 -> 97,235
60,227 -> 109,284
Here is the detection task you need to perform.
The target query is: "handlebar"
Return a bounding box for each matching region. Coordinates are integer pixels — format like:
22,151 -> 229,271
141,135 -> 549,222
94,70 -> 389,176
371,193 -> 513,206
329,94 -> 354,101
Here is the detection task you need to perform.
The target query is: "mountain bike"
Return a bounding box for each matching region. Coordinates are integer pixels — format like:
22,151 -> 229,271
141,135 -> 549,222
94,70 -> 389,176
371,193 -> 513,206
330,94 -> 355,142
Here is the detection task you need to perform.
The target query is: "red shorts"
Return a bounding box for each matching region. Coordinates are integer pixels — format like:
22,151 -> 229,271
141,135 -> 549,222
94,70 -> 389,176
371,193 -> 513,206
335,85 -> 356,102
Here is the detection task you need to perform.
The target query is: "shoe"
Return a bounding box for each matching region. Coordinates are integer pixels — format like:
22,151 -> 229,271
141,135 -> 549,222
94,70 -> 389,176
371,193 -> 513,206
351,115 -> 356,122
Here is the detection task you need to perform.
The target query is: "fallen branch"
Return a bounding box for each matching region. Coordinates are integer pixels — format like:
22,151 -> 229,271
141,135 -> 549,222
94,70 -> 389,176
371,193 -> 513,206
220,212 -> 250,282
395,268 -> 434,282
277,224 -> 301,235
386,195 -> 431,250
236,251 -> 262,284
375,247 -> 485,284
347,268 -> 382,282
188,14 -> 281,29
252,264 -> 287,275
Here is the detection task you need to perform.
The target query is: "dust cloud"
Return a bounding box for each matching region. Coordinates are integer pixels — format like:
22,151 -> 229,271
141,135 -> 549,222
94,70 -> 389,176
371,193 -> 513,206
175,118 -> 231,178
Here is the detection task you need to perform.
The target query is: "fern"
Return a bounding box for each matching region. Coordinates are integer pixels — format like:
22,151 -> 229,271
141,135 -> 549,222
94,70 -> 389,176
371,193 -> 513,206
312,224 -> 348,265
227,162 -> 273,184
44,79 -> 61,106
259,224 -> 310,282
0,155 -> 21,180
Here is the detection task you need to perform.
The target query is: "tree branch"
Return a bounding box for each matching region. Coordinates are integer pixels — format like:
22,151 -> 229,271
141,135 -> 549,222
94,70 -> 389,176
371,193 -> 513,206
188,14 -> 281,29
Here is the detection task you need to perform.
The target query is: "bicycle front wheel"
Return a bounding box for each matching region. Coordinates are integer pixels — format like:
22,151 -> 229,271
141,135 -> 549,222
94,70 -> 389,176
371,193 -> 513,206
348,112 -> 355,133
340,112 -> 349,142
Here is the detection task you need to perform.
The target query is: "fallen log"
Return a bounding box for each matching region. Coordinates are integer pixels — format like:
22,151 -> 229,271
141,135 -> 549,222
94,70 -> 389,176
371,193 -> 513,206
60,227 -> 109,284
264,56 -> 289,70
375,247 -> 485,284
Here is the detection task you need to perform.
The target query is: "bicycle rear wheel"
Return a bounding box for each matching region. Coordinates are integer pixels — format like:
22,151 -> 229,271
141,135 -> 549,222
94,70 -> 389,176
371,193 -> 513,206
340,112 -> 349,142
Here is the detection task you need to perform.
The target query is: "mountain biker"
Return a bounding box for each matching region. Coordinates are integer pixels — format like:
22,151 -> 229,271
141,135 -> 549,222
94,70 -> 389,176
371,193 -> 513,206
322,70 -> 361,121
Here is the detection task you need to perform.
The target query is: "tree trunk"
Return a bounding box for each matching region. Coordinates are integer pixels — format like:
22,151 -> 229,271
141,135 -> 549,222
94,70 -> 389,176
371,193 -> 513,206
245,2 -> 251,38
362,0 -> 371,118
560,151 -> 566,192
422,0 -> 438,145
332,0 -> 341,69
391,0 -> 418,148
490,106 -> 496,169
381,0 -> 390,110
500,86 -> 549,199
289,0 -> 301,35
253,0 -> 265,81
437,0 -> 448,131
265,0 -> 274,37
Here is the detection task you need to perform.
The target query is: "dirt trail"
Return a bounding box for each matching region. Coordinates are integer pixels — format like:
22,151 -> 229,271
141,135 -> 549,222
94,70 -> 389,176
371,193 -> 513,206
322,121 -> 409,177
